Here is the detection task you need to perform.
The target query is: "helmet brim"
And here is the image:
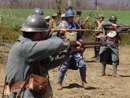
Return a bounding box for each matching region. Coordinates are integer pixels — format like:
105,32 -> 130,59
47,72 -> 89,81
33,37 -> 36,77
20,26 -> 51,33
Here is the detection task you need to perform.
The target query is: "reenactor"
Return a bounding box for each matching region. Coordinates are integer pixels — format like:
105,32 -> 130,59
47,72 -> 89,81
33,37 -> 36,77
57,13 -> 66,26
74,10 -> 90,36
92,15 -> 105,59
61,13 -> 66,20
4,14 -> 82,98
95,15 -> 105,34
57,9 -> 89,90
99,15 -> 122,77
74,10 -> 83,26
49,13 -> 58,28
44,16 -> 50,26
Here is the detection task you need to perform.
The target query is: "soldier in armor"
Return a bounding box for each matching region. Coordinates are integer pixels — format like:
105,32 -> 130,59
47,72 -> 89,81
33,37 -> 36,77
5,14 -> 82,98
57,9 -> 89,90
99,15 -> 122,77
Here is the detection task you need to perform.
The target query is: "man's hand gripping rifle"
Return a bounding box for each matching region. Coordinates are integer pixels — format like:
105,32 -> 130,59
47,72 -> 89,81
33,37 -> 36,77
64,40 -> 117,54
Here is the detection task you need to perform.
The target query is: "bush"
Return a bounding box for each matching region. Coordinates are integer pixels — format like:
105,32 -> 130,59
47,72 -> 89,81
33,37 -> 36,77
0,23 -> 21,43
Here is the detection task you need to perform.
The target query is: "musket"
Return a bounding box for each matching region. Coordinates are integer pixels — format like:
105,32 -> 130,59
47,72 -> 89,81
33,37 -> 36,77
105,24 -> 130,29
84,45 -> 101,48
117,25 -> 130,27
69,41 -> 119,48
70,41 -> 116,47
104,26 -> 130,33
70,41 -> 102,46
51,29 -> 102,33
104,25 -> 130,33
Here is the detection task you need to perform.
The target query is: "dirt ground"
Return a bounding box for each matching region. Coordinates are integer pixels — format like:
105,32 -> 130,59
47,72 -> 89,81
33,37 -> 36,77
0,46 -> 130,98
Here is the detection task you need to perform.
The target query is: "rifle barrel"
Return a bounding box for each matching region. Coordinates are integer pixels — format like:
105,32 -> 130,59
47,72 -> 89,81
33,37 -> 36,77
84,45 -> 101,48
70,41 -> 102,47
51,29 -> 101,32
83,42 -> 102,45
118,25 -> 130,27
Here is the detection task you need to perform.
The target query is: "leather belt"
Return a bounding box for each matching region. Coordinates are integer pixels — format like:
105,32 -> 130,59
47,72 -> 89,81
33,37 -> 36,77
10,81 -> 26,91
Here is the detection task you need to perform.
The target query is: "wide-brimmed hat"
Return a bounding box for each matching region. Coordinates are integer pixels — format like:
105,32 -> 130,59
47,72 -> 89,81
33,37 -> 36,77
98,15 -> 104,18
107,30 -> 117,38
61,14 -> 65,18
52,13 -> 57,17
44,16 -> 50,19
76,10 -> 82,13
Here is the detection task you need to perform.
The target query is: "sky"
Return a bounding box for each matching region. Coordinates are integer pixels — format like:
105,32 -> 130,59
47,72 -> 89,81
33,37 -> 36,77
88,0 -> 130,4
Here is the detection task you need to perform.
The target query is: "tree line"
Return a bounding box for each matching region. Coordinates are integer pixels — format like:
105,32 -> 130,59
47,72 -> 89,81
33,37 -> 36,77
0,0 -> 130,11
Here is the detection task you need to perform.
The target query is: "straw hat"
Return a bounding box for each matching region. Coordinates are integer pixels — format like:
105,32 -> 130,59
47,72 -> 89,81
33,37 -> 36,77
44,16 -> 50,20
52,13 -> 57,17
98,15 -> 104,18
76,10 -> 82,13
61,14 -> 65,18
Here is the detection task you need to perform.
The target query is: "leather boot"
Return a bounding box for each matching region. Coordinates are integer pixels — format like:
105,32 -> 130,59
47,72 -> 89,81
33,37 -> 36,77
57,82 -> 62,90
112,73 -> 119,77
101,71 -> 105,76
82,81 -> 89,89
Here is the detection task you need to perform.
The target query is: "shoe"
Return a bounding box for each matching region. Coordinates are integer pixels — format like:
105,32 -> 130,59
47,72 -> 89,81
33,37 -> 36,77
112,73 -> 119,77
101,71 -> 105,76
96,56 -> 100,60
57,82 -> 62,90
82,81 -> 90,89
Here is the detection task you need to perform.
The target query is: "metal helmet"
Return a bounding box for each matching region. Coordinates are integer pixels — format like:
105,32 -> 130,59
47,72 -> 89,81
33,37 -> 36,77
65,9 -> 75,17
109,15 -> 117,21
20,14 -> 50,32
32,7 -> 44,15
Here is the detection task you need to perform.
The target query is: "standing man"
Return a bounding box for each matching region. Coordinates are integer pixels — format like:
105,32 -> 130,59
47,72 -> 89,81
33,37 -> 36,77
99,15 -> 122,77
57,13 -> 66,26
44,16 -> 51,26
74,10 -> 90,36
5,14 -> 83,98
49,13 -> 58,28
57,9 -> 89,90
93,15 -> 105,59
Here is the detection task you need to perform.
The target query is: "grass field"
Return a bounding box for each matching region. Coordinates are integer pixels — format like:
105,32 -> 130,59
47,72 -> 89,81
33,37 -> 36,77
0,9 -> 130,45
0,9 -> 130,26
